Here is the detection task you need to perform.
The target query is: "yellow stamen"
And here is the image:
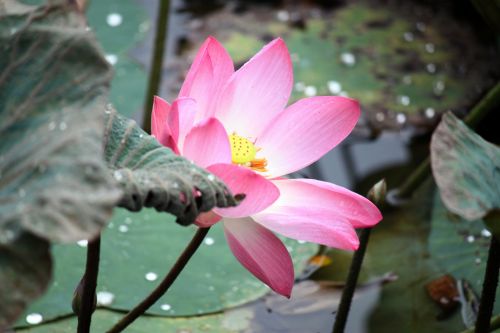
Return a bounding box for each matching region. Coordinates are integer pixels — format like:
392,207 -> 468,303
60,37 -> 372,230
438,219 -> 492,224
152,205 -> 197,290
229,133 -> 268,172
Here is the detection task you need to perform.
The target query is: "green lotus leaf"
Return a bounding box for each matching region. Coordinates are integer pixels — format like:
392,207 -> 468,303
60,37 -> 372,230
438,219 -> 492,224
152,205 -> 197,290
103,109 -> 237,225
17,208 -> 317,323
431,112 -> 500,221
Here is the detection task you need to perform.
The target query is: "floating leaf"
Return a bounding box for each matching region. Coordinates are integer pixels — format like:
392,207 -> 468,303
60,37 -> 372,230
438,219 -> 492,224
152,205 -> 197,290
366,183 -> 465,332
16,309 -> 236,333
16,281 -> 382,332
0,233 -> 51,330
179,0 -> 499,131
431,112 -> 500,221
17,209 -> 317,323
0,0 -> 121,244
428,191 -> 498,308
86,1 -> 149,117
103,109 -> 237,225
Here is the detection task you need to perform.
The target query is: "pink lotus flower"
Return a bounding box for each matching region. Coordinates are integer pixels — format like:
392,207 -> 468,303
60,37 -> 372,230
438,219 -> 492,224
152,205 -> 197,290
152,37 -> 382,297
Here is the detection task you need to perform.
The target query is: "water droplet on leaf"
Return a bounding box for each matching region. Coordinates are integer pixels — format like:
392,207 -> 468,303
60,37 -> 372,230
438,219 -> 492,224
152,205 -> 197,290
327,80 -> 342,94
26,313 -> 43,325
304,86 -> 317,96
105,54 -> 118,65
403,32 -> 414,42
425,107 -> 435,118
145,272 -> 158,281
396,113 -> 407,124
113,170 -> 124,181
340,52 -> 356,66
106,13 -> 123,27
160,304 -> 171,311
427,63 -> 436,73
96,291 -> 115,306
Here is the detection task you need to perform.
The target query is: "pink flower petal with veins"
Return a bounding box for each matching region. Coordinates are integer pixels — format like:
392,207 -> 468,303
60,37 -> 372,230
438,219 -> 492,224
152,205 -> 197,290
223,217 -> 294,297
215,38 -> 293,139
195,211 -> 222,228
167,98 -> 197,152
179,36 -> 234,121
207,164 -> 279,218
151,96 -> 176,151
183,118 -> 231,168
256,96 -> 360,178
252,178 -> 382,250
151,37 -> 383,297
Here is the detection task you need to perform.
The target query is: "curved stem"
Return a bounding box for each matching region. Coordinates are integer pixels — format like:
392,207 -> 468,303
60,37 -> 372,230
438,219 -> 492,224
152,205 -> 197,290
105,227 -> 210,333
77,236 -> 101,333
332,228 -> 372,333
475,236 -> 500,333
142,0 -> 170,133
394,81 -> 500,201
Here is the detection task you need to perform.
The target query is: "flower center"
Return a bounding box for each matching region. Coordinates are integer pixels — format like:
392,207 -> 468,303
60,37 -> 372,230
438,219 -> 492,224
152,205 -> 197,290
229,133 -> 268,173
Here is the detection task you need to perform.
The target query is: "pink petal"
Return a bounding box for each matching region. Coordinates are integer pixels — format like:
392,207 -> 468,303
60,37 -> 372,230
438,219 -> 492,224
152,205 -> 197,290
182,118 -> 231,168
256,96 -> 360,178
253,179 -> 381,248
168,98 -> 197,152
151,96 -> 175,149
215,38 -> 293,139
195,211 -> 222,228
179,36 -> 234,121
223,217 -> 294,297
207,164 -> 280,218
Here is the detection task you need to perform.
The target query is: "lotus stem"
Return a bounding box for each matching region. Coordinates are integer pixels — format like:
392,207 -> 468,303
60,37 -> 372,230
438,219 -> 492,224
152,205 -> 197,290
142,0 -> 170,133
474,236 -> 500,333
332,227 -> 372,333
77,236 -> 101,333
105,227 -> 210,333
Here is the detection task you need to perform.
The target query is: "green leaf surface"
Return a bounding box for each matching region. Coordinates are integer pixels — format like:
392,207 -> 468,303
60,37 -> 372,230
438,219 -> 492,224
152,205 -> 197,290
366,183 -> 465,332
104,110 -> 237,225
86,1 -> 148,57
431,112 -> 500,221
107,58 -> 147,118
16,309 -> 238,333
0,0 -> 121,244
0,233 -> 51,330
86,0 -> 149,118
17,208 -> 317,325
428,191 -> 499,311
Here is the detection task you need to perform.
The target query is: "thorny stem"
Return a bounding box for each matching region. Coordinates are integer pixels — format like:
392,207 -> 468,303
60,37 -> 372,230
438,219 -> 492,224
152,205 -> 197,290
141,0 -> 170,133
394,81 -> 500,200
105,227 -> 210,333
474,236 -> 500,333
332,228 -> 372,333
77,236 -> 101,333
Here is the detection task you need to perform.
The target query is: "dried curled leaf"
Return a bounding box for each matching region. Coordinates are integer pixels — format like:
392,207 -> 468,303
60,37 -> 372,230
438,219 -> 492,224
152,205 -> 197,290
0,232 -> 51,331
431,112 -> 500,220
0,0 -> 121,326
0,0 -> 122,245
103,109 -> 238,225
